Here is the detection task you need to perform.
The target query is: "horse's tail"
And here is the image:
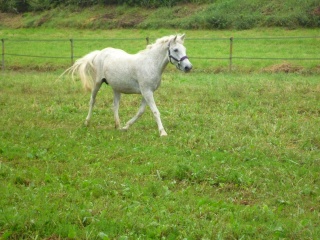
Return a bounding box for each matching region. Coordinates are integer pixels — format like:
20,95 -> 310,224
60,50 -> 101,91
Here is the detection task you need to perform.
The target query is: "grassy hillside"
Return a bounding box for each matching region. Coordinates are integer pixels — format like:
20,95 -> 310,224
0,0 -> 319,29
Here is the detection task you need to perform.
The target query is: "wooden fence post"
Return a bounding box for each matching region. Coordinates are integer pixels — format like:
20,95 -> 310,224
229,37 -> 233,72
70,39 -> 74,65
1,39 -> 4,71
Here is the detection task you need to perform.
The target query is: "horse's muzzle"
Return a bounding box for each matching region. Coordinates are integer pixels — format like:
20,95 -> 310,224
184,65 -> 192,72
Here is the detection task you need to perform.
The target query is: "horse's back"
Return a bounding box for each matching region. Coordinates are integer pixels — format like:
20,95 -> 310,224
94,47 -> 140,94
100,47 -> 131,58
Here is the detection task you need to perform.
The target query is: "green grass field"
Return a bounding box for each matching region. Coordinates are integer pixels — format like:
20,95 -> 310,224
0,28 -> 320,239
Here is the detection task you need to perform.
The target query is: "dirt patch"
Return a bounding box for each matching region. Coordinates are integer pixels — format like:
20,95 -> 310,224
8,64 -> 66,72
100,12 -> 117,20
0,12 -> 23,28
173,3 -> 207,18
118,16 -> 145,28
312,6 -> 320,16
263,62 -> 304,73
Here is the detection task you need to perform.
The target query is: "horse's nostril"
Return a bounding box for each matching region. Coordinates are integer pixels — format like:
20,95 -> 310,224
185,65 -> 192,72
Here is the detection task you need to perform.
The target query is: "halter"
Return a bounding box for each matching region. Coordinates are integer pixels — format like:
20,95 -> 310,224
168,43 -> 189,69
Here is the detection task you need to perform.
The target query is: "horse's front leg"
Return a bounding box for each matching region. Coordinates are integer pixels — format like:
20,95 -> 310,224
142,90 -> 167,137
122,98 -> 147,131
113,91 -> 121,129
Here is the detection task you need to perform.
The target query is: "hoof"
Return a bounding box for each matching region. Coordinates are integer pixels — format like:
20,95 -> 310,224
120,127 -> 128,132
160,130 -> 168,137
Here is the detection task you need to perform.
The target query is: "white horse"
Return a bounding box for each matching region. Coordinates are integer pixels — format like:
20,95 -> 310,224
62,34 -> 192,136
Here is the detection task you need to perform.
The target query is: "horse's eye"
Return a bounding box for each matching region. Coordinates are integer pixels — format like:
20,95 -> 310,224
174,49 -> 178,52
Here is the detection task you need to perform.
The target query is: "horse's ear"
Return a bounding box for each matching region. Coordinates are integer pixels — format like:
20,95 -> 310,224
180,34 -> 185,41
169,35 -> 178,45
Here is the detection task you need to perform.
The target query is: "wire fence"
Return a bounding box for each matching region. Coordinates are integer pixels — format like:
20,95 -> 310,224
1,36 -> 320,71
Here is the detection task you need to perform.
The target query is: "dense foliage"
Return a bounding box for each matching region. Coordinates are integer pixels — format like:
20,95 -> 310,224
0,0 -> 207,12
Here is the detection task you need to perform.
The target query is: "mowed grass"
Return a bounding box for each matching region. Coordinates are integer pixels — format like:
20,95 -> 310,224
0,70 -> 319,239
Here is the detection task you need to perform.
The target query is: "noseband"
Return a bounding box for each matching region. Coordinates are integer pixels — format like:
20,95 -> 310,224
168,43 -> 189,69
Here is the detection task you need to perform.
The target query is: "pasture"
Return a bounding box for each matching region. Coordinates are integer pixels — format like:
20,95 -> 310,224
1,71 -> 319,239
0,28 -> 320,239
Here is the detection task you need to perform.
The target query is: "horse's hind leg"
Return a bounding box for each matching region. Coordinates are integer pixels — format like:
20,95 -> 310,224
113,90 -> 121,129
85,82 -> 102,126
122,98 -> 147,131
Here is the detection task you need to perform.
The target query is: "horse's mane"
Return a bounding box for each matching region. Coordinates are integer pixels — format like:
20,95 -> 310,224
146,34 -> 185,50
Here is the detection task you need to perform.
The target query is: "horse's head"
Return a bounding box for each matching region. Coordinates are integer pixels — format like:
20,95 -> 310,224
168,34 -> 193,73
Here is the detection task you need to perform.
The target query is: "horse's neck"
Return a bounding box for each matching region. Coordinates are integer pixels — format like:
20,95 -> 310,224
145,45 -> 169,74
